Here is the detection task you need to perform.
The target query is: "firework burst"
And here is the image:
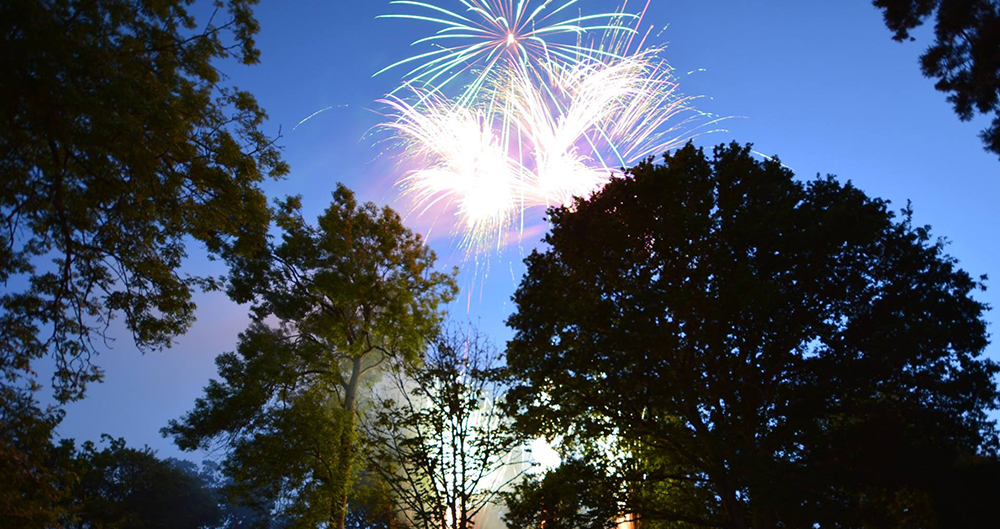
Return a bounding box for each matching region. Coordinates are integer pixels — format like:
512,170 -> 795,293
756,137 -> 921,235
380,88 -> 529,255
377,0 -> 724,257
375,0 -> 641,104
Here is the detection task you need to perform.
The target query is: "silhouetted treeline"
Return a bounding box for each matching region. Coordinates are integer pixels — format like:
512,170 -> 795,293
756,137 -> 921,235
3,0 -> 1000,527
0,431 -> 288,528
500,143 -> 1000,528
874,0 -> 1000,159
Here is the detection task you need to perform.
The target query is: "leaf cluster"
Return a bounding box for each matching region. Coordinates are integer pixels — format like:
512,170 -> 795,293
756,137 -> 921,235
164,186 -> 456,526
0,387 -> 75,528
66,435 -> 222,529
874,0 -> 1000,157
0,0 -> 288,405
503,142 -> 999,528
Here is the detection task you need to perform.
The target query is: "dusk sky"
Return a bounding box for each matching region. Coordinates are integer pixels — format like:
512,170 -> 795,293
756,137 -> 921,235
51,0 -> 1000,461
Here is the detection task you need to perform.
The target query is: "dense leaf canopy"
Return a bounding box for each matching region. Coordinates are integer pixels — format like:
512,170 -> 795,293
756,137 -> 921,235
503,143 -> 999,528
0,0 -> 287,404
0,0 -> 285,522
165,186 -> 457,528
874,0 -> 1000,158
0,389 -> 74,528
67,436 -> 222,529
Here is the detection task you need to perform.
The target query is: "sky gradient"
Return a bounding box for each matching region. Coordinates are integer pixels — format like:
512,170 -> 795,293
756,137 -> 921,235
52,0 -> 1000,461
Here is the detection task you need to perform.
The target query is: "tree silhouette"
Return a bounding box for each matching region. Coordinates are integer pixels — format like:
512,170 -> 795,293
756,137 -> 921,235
0,0 -> 285,519
503,458 -> 623,529
177,459 -> 293,528
165,185 -> 457,529
0,389 -> 75,528
66,436 -> 222,529
363,326 -> 522,529
0,0 -> 287,403
503,143 -> 999,528
874,0 -> 1000,158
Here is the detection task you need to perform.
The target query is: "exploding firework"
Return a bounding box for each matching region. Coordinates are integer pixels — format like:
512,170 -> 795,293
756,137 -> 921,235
375,0 -> 642,104
377,0 -> 723,257
380,88 -> 530,255
511,51 -> 705,208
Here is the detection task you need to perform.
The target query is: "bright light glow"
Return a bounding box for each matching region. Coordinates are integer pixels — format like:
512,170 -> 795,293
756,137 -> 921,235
380,89 -> 528,254
527,437 -> 561,474
377,0 -> 724,257
375,0 -> 639,104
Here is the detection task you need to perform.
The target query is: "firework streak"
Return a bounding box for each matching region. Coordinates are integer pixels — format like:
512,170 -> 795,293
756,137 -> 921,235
377,0 -> 722,256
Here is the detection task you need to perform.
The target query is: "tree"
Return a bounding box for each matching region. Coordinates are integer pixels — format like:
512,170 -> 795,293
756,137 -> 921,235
363,326 -> 523,529
1,0 -> 285,519
0,0 -> 287,405
67,436 -> 222,528
176,459 -> 293,529
165,185 -> 457,529
502,458 -> 622,529
343,472 -> 402,529
873,0 -> 1000,158
0,388 -> 76,528
503,143 -> 999,528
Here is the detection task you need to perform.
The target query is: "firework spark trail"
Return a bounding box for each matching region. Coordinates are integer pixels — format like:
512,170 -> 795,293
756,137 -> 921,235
511,57 -> 641,207
382,57 -> 720,255
509,50 -> 720,207
375,0 -> 640,103
377,0 -> 727,258
379,88 -> 528,255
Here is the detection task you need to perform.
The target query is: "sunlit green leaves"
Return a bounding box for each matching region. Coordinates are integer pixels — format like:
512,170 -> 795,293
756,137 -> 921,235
166,186 -> 456,526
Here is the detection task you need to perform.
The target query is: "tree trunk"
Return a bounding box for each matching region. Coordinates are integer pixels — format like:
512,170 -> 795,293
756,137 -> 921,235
717,477 -> 747,529
332,356 -> 363,529
750,488 -> 774,529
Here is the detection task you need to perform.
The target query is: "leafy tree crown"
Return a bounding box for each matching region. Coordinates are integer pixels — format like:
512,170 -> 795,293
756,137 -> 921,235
503,142 -> 997,527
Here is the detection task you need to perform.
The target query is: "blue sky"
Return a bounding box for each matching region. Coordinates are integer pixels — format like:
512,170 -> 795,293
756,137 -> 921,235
53,0 -> 1000,460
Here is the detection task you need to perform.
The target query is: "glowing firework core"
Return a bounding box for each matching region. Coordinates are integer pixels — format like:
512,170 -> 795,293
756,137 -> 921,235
378,1 -> 720,257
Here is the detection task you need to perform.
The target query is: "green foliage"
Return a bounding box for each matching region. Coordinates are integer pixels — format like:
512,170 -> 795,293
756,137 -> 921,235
364,326 -> 521,529
503,459 -> 622,529
344,472 -> 402,529
874,0 -> 1000,158
0,0 -> 288,405
503,143 -> 999,528
165,185 -> 457,529
0,0 -> 284,521
66,436 -> 222,528
0,388 -> 76,528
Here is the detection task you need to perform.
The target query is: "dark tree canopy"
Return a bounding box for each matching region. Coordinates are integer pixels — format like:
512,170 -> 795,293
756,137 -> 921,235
874,0 -> 1000,158
503,458 -> 624,529
0,389 -> 75,528
165,185 -> 457,529
0,0 -> 288,405
66,436 -> 222,529
174,458 -> 293,528
503,143 -> 999,528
